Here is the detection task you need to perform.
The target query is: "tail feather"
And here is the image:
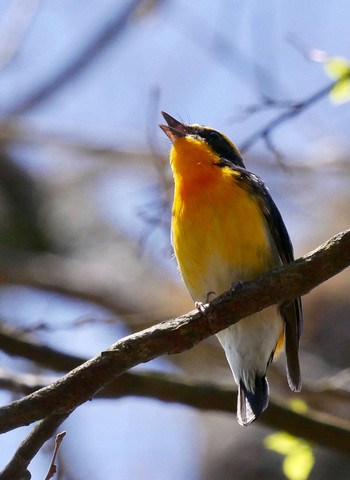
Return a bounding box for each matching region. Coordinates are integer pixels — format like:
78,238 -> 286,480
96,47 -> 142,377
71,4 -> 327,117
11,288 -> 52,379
280,301 -> 302,392
237,376 -> 269,426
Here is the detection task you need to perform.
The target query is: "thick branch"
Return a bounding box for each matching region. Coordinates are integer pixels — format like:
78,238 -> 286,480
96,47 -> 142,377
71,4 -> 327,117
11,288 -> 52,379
1,323 -> 350,455
1,366 -> 350,457
0,230 -> 348,436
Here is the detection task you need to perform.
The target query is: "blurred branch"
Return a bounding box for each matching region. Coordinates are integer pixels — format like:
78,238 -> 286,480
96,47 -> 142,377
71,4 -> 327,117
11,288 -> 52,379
3,0 -> 148,116
0,229 -> 349,474
0,365 -> 350,456
0,0 -> 41,70
0,119 -> 124,157
0,251 -> 135,315
0,120 -> 161,173
0,251 -> 181,320
177,5 -> 287,97
1,118 -> 349,176
0,150 -> 51,252
240,70 -> 350,154
0,367 -> 57,395
0,324 -> 350,416
0,322 -> 84,373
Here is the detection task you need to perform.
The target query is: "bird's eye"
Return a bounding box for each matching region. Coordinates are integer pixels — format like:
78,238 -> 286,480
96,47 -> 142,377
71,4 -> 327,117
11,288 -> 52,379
208,131 -> 220,142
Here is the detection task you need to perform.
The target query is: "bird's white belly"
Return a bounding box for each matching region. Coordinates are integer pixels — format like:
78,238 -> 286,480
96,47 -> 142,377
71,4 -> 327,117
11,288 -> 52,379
184,258 -> 283,392
217,306 -> 283,391
178,237 -> 283,392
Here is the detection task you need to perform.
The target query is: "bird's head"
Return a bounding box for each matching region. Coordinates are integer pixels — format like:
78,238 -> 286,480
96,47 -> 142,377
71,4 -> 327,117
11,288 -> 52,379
159,111 -> 245,169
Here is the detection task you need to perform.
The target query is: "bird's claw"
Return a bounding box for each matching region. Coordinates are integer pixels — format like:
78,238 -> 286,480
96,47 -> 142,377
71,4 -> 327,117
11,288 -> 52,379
195,291 -> 216,313
195,301 -> 207,314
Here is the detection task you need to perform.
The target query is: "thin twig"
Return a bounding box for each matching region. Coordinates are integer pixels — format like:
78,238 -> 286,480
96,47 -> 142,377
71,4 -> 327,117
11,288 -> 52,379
0,414 -> 69,480
262,132 -> 287,171
240,71 -> 350,154
3,0 -> 147,116
0,0 -> 42,70
44,432 -> 66,480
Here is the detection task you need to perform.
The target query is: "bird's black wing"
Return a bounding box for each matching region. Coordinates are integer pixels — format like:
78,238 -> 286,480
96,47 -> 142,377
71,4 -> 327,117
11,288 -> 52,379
255,174 -> 302,391
221,162 -> 303,391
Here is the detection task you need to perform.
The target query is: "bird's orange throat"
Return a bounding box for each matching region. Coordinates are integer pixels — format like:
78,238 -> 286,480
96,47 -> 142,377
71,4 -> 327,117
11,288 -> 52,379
170,136 -> 223,200
170,136 -> 218,176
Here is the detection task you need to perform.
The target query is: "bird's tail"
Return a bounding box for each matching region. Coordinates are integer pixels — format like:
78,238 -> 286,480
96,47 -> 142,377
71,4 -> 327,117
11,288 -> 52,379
237,376 -> 269,426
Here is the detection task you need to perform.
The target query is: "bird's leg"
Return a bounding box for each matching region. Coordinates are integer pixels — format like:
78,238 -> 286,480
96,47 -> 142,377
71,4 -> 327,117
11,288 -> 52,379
195,301 -> 206,313
195,291 -> 216,313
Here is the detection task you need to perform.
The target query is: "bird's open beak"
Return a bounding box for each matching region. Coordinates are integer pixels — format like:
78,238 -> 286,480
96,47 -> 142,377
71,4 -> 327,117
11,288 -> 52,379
159,112 -> 191,142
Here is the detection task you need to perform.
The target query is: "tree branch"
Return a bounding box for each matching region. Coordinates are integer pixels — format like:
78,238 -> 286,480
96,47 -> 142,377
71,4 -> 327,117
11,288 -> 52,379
1,364 -> 350,457
0,413 -> 69,480
0,324 -> 86,372
0,229 -> 348,429
0,230 -> 349,472
44,431 -> 66,480
240,70 -> 350,154
1,323 -> 350,451
3,0 -> 147,116
0,0 -> 42,71
0,251 -> 183,321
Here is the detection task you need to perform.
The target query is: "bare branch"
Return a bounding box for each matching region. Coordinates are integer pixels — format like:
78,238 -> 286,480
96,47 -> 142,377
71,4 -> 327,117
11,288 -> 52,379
0,229 -> 348,432
1,321 -> 350,406
1,322 -> 350,423
0,230 -> 348,473
3,0 -> 147,116
0,413 -> 69,480
0,0 -> 41,70
1,363 -> 350,457
0,367 -> 56,395
240,71 -> 350,154
262,132 -> 287,171
44,432 -> 66,480
0,251 -> 183,321
0,324 -> 86,372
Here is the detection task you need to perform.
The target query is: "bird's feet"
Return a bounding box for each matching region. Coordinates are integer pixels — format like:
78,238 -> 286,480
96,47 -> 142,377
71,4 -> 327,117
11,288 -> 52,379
195,291 -> 216,313
195,301 -> 206,314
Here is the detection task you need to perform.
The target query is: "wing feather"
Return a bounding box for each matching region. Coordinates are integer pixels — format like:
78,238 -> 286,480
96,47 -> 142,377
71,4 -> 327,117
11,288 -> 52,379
218,161 -> 303,390
250,171 -> 303,391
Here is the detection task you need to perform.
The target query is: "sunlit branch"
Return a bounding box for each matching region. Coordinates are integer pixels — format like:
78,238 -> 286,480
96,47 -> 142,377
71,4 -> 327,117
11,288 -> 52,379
0,230 -> 349,475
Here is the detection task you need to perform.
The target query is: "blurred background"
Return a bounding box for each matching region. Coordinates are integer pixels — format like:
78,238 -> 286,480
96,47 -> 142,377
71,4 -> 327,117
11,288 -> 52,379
0,0 -> 349,478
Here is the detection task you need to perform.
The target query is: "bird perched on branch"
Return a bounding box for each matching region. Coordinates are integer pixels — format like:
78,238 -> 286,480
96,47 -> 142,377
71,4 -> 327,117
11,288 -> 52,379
159,112 -> 302,426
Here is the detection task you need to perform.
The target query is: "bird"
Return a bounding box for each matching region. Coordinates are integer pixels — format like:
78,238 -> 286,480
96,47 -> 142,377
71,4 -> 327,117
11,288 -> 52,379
159,111 -> 302,426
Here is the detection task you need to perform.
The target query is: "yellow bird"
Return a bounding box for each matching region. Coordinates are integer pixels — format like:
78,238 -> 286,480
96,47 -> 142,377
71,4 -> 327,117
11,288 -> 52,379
159,112 -> 302,426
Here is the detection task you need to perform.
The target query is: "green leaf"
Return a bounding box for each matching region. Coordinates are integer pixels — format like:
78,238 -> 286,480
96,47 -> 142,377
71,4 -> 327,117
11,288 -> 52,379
264,432 -> 315,480
324,57 -> 350,103
325,57 -> 350,78
283,444 -> 315,480
289,398 -> 308,414
264,432 -> 299,455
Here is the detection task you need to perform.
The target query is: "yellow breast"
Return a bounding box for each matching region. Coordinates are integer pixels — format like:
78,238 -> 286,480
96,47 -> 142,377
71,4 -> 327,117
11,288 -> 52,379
170,137 -> 276,302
